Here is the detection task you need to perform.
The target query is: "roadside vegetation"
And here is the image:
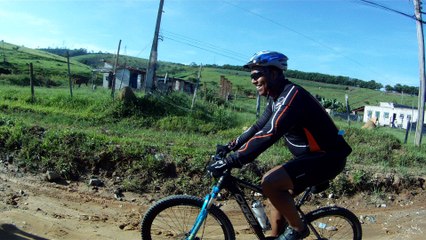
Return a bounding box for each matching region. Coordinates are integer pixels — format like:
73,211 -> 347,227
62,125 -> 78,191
1,85 -> 425,198
0,42 -> 424,199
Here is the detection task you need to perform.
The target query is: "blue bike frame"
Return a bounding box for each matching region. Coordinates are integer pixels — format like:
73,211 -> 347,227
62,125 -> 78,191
186,181 -> 222,240
186,172 -> 266,240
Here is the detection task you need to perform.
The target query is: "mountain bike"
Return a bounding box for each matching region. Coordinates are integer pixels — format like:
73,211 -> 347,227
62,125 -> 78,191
141,158 -> 362,240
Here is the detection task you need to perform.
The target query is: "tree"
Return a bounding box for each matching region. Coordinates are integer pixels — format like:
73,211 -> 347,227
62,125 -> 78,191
385,85 -> 393,92
394,84 -> 403,93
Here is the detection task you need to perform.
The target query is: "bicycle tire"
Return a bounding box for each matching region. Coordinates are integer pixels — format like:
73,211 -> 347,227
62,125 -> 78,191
141,195 -> 235,240
305,206 -> 362,240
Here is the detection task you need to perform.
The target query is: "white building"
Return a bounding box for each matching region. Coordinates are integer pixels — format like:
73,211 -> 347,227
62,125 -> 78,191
99,62 -> 195,93
101,62 -> 145,90
363,102 -> 423,129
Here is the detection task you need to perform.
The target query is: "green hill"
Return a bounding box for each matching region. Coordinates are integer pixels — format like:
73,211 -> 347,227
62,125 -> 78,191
0,41 -> 418,109
71,53 -> 418,109
0,42 -> 93,86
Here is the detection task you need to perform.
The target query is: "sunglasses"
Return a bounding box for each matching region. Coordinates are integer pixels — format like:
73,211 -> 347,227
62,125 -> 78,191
250,71 -> 264,80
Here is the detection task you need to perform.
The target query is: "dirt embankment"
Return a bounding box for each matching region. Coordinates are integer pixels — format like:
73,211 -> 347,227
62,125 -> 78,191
0,162 -> 425,240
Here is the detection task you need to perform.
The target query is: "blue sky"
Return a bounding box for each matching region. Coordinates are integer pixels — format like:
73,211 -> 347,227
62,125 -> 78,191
0,0 -> 421,87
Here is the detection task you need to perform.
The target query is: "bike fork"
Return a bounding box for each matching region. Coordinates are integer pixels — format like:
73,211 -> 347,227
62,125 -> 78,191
186,186 -> 221,240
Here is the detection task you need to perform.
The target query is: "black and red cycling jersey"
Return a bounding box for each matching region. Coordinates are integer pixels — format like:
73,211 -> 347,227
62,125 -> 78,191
230,81 -> 345,165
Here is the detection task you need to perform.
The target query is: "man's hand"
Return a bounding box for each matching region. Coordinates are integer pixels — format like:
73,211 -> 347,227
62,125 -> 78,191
207,157 -> 231,177
207,153 -> 242,178
216,144 -> 231,157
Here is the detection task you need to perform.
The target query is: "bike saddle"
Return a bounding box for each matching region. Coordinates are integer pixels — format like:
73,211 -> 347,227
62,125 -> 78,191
311,181 -> 330,194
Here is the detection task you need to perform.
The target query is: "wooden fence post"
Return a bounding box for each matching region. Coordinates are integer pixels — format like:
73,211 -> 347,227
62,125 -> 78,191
66,51 -> 73,98
29,63 -> 35,102
404,116 -> 412,144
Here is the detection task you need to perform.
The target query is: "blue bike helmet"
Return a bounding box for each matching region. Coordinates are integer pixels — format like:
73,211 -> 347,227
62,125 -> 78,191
244,50 -> 288,71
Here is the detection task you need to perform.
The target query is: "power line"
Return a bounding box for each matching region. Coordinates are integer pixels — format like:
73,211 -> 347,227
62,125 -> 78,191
357,0 -> 426,23
162,35 -> 246,63
162,29 -> 249,60
161,1 -> 412,86
161,29 -> 249,63
223,0 -> 338,53
223,0 -> 384,78
135,43 -> 150,57
358,0 -> 415,18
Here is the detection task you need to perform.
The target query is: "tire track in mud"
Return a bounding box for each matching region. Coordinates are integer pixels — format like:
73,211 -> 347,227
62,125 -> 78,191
0,169 -> 425,240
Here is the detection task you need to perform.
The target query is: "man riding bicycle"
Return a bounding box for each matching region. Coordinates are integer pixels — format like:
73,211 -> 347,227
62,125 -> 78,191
207,50 -> 352,240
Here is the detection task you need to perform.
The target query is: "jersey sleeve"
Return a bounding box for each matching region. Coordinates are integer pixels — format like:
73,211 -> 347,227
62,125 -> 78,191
233,85 -> 301,165
230,99 -> 273,150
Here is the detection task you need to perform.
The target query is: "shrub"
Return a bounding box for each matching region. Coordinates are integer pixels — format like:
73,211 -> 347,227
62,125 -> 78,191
156,116 -> 203,132
345,127 -> 402,166
0,74 -> 62,87
0,74 -> 31,86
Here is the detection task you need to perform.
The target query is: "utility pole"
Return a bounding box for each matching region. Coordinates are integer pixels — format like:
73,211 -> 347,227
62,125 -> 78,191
414,0 -> 425,146
345,94 -> 351,125
144,0 -> 164,93
2,40 -> 5,62
111,39 -> 122,98
29,63 -> 35,102
191,64 -> 202,109
66,51 -> 73,98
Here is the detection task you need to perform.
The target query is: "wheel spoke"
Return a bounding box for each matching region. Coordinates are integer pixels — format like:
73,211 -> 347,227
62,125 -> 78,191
141,195 -> 235,240
306,207 -> 362,240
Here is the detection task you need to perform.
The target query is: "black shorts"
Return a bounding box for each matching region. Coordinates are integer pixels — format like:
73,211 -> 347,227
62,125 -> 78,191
283,151 -> 347,195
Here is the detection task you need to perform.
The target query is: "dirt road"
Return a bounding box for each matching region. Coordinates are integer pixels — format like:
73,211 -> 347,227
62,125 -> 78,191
0,169 -> 424,240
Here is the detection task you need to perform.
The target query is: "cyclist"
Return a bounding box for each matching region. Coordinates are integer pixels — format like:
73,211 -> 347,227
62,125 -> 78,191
207,50 -> 352,240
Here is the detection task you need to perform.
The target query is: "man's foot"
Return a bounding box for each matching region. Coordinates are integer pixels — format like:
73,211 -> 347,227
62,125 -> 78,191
275,225 -> 310,240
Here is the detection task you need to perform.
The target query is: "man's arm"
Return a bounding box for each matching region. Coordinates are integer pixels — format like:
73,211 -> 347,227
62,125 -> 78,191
233,86 -> 301,164
230,100 -> 273,151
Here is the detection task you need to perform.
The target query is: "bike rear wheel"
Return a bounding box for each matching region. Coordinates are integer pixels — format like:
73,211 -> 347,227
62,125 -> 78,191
141,195 -> 235,240
305,206 -> 362,240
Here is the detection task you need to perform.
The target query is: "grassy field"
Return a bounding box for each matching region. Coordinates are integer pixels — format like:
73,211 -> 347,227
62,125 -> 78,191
1,42 -> 92,79
0,42 -> 424,197
0,85 -> 425,197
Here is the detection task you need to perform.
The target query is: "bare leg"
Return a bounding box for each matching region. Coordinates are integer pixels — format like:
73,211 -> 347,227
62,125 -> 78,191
269,202 -> 286,236
262,165 -> 305,237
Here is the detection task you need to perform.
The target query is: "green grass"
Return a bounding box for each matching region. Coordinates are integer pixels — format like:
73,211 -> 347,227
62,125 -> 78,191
70,52 -> 417,110
2,41 -> 417,110
4,43 -> 90,73
1,85 -> 425,197
0,42 -> 424,197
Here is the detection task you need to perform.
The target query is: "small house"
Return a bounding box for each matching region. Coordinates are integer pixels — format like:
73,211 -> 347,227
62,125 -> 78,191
156,75 -> 197,94
101,62 -> 146,90
363,102 -> 422,129
100,61 -> 197,94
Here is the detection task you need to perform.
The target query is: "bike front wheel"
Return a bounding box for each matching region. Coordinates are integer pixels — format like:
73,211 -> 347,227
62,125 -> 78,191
305,206 -> 362,240
141,195 -> 235,240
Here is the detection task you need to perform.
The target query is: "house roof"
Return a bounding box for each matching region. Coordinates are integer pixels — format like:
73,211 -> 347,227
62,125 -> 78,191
391,103 -> 413,109
379,102 -> 412,109
351,106 -> 364,113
